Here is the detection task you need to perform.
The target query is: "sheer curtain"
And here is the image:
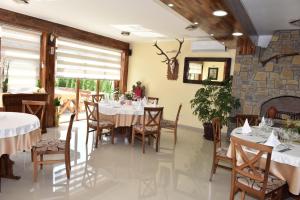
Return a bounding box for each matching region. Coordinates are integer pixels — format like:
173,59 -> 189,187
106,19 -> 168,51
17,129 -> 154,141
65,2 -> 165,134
1,25 -> 41,92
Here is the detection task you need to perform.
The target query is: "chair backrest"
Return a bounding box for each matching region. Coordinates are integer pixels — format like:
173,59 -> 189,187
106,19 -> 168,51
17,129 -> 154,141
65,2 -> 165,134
212,117 -> 222,151
147,97 -> 159,104
91,94 -> 105,103
236,114 -> 259,127
231,136 -> 273,195
143,107 -> 163,130
84,101 -> 99,123
65,113 -> 75,153
22,100 -> 47,127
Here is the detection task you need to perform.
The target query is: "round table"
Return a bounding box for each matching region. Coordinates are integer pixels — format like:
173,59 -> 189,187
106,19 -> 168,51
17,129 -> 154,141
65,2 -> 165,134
228,126 -> 300,195
98,101 -> 145,127
0,112 -> 41,179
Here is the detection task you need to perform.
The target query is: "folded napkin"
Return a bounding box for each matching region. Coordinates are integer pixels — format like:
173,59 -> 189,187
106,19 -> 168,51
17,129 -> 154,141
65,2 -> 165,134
264,130 -> 281,147
142,97 -> 148,106
242,119 -> 252,134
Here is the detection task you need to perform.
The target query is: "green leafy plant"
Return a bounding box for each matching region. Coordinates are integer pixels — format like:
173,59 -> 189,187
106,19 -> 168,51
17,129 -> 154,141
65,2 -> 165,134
190,77 -> 240,125
125,91 -> 133,100
53,97 -> 61,107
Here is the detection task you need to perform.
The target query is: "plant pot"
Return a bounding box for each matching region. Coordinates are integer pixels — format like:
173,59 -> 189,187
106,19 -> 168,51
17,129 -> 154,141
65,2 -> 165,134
54,107 -> 60,127
203,122 -> 214,141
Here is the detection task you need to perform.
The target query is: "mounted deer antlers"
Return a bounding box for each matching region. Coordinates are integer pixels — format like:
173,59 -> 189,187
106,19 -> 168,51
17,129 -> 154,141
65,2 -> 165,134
153,38 -> 184,80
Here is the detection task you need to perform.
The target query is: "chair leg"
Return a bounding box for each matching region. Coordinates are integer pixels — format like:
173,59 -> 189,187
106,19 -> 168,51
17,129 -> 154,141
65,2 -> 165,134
31,148 -> 33,162
209,157 -> 217,181
86,127 -> 89,145
142,133 -> 145,154
241,191 -> 245,200
95,129 -> 99,148
40,155 -> 43,170
33,151 -> 38,182
65,154 -> 71,180
99,129 -> 103,143
131,129 -> 135,146
156,132 -> 160,152
111,127 -> 115,144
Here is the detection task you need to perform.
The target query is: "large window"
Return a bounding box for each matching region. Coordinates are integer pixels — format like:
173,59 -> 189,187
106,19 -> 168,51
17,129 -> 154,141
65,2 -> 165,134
55,37 -> 121,121
0,25 -> 41,92
56,37 -> 122,80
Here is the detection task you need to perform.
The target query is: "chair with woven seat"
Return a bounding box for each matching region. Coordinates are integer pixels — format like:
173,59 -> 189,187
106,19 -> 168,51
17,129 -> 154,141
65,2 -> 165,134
22,100 -> 47,129
161,104 -> 182,145
84,101 -> 115,148
31,113 -> 75,182
147,97 -> 159,104
236,114 -> 259,127
230,136 -> 286,200
91,94 -> 105,103
132,107 -> 163,154
209,117 -> 232,181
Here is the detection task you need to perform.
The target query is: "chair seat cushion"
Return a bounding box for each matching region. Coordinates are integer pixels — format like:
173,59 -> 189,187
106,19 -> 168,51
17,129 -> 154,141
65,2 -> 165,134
89,120 -> 114,128
216,147 -> 229,158
133,124 -> 159,133
33,139 -> 66,153
237,167 -> 286,194
161,119 -> 175,128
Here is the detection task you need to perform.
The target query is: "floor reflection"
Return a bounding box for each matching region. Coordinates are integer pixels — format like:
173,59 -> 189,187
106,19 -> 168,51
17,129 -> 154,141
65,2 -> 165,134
0,121 -> 238,200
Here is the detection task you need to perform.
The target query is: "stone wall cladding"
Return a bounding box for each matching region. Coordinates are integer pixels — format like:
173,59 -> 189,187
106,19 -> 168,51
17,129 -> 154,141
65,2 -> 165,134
233,30 -> 300,115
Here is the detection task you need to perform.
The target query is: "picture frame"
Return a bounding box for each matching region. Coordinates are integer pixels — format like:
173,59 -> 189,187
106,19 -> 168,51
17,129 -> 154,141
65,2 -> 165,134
208,67 -> 218,80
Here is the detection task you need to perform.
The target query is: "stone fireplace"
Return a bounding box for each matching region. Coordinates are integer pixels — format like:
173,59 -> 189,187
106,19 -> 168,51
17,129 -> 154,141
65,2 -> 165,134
232,30 -> 300,116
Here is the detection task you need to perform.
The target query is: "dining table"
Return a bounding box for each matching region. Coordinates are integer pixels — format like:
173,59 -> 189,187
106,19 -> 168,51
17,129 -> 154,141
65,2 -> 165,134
227,126 -> 300,195
98,101 -> 148,128
0,112 -> 41,179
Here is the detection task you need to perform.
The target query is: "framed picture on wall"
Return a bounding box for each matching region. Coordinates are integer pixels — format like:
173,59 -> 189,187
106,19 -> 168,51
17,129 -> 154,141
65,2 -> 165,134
208,67 -> 218,80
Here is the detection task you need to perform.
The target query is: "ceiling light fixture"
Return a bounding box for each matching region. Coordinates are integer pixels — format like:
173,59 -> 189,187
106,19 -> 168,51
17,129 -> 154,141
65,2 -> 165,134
194,22 -> 198,25
210,33 -> 214,36
121,31 -> 130,36
168,3 -> 174,7
212,10 -> 228,17
232,32 -> 243,36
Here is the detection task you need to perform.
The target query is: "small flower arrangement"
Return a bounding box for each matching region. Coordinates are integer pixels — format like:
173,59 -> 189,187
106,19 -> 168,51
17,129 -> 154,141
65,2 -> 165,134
124,91 -> 133,100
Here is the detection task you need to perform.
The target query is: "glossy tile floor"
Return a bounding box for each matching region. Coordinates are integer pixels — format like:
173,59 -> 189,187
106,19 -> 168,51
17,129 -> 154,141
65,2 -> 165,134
0,121 -> 288,200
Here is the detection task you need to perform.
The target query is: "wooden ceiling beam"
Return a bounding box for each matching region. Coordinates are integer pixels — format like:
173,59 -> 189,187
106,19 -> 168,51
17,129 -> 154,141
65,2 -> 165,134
0,8 -> 129,51
159,0 -> 258,50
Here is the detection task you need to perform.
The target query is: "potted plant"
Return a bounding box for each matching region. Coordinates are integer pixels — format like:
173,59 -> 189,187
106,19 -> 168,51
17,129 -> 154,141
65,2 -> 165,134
54,97 -> 61,127
190,77 -> 240,140
1,58 -> 10,93
124,91 -> 133,105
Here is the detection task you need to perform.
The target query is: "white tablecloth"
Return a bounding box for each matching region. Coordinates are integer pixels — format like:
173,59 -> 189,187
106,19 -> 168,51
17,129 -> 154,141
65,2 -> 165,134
0,112 -> 40,139
230,127 -> 300,168
98,102 -> 145,116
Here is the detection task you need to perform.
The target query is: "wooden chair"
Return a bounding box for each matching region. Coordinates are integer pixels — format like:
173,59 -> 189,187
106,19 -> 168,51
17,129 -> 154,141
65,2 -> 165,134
132,107 -> 163,153
32,113 -> 75,182
209,117 -> 232,181
236,114 -> 259,127
84,101 -> 115,148
22,100 -> 47,129
161,104 -> 182,145
91,94 -> 105,103
147,97 -> 159,104
230,136 -> 286,200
